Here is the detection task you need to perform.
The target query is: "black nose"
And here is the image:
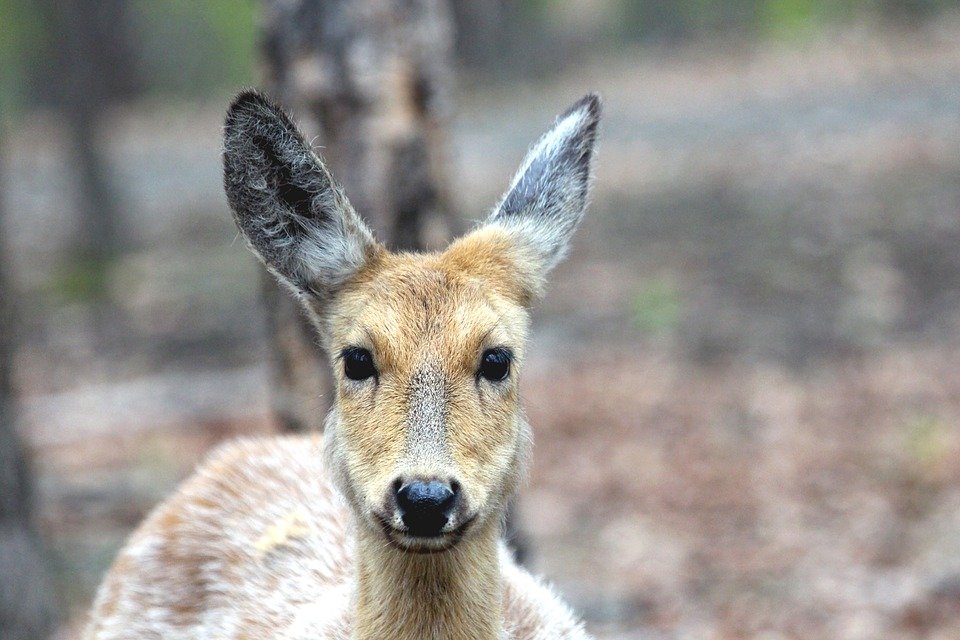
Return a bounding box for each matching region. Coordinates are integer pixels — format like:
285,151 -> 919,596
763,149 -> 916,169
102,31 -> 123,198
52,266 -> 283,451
395,480 -> 459,537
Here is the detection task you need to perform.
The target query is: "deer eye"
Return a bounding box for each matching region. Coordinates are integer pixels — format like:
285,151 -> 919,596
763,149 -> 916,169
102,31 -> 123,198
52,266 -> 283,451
478,348 -> 512,382
342,347 -> 377,381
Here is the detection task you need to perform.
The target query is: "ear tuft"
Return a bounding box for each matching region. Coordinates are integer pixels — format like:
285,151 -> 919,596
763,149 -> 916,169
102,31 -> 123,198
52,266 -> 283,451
225,89 -> 279,127
489,93 -> 602,274
223,90 -> 377,300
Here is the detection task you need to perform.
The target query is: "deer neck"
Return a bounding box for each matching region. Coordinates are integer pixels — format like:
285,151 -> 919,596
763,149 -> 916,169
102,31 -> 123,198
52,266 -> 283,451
352,520 -> 503,640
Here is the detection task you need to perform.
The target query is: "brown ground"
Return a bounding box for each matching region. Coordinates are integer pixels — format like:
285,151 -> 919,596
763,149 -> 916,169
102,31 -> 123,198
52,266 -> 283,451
522,344 -> 960,639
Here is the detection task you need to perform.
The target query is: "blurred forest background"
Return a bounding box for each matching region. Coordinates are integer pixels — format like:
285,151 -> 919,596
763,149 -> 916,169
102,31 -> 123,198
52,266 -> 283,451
2,1 -> 960,639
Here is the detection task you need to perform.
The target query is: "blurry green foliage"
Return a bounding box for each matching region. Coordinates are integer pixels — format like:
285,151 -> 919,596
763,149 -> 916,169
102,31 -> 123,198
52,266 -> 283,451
0,0 -> 47,118
632,278 -> 681,336
899,413 -> 954,517
759,0 -> 824,36
617,0 -> 955,41
905,414 -> 952,470
1,0 -> 957,116
129,0 -> 257,99
0,0 -> 256,115
46,256 -> 115,304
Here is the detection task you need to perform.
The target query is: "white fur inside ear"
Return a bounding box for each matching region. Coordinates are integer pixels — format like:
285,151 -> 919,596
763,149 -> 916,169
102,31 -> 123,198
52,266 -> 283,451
293,189 -> 377,295
297,227 -> 371,292
487,94 -> 601,275
506,107 -> 585,197
486,215 -> 576,275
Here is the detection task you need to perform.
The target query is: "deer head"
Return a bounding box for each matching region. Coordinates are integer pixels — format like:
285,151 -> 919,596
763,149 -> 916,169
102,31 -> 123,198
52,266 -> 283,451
223,91 -> 600,553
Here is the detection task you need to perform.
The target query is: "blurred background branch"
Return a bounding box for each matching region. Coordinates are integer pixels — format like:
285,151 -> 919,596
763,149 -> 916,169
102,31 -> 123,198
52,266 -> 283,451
0,142 -> 59,640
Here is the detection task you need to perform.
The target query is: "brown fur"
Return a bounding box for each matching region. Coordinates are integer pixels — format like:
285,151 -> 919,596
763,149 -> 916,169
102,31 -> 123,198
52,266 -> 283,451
84,91 -> 601,640
319,230 -> 534,529
84,438 -> 587,640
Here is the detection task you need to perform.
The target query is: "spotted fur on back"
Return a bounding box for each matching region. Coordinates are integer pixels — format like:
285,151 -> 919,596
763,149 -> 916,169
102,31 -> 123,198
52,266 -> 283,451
84,438 -> 588,640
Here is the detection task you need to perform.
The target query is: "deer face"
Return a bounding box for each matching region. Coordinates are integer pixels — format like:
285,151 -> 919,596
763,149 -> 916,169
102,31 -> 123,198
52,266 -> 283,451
321,246 -> 531,552
223,91 -> 600,552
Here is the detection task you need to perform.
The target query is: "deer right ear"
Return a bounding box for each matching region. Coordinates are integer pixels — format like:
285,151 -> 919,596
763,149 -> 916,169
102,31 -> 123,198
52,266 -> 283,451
487,93 -> 601,277
223,90 -> 378,300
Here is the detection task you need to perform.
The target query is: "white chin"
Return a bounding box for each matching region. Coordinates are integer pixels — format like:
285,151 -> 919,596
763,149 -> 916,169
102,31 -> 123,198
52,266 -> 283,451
389,530 -> 461,554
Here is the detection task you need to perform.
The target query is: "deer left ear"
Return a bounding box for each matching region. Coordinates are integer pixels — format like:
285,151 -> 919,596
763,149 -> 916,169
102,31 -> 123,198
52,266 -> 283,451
222,90 -> 378,303
487,94 -> 601,275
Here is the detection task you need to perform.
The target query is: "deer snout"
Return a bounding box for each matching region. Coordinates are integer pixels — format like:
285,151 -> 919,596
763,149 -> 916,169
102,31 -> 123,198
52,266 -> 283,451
393,479 -> 460,537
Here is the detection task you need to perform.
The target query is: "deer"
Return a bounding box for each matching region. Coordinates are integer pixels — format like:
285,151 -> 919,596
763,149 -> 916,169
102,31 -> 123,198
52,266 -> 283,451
83,89 -> 601,640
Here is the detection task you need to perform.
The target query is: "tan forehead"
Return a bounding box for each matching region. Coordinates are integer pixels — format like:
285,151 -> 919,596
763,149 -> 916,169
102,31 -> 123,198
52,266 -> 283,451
360,263 -> 501,342
331,246 -> 528,367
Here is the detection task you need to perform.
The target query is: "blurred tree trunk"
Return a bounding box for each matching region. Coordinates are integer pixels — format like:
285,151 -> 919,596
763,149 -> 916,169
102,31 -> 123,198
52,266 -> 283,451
36,0 -> 141,266
259,0 -> 459,433
0,142 -> 59,640
257,1 -> 526,564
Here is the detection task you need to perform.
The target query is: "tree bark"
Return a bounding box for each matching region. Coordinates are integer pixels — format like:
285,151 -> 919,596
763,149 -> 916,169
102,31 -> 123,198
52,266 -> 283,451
0,142 -> 59,640
259,0 -> 459,433
256,0 -> 527,564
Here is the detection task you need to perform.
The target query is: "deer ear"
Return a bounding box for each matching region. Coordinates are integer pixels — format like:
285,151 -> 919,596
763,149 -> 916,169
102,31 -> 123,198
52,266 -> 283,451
487,94 -> 601,275
223,90 -> 378,300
